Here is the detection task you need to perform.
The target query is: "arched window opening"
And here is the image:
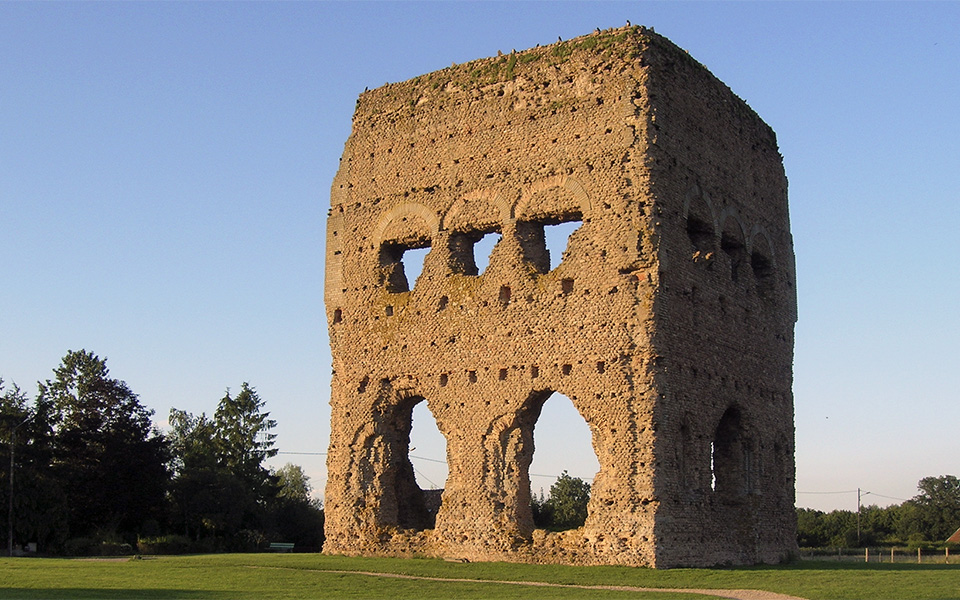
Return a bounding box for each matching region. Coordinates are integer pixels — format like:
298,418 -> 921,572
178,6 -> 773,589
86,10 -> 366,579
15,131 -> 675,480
473,231 -> 501,274
720,220 -> 747,283
516,213 -> 583,274
711,406 -> 751,501
390,397 -> 447,530
380,240 -> 431,293
448,228 -> 501,276
528,392 -> 599,531
750,235 -> 775,300
687,216 -> 715,253
409,401 -> 449,492
544,220 -> 582,271
685,191 -> 715,254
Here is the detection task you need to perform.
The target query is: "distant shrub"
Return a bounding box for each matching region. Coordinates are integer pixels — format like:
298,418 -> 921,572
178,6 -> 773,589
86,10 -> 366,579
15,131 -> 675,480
99,542 -> 134,556
138,535 -> 192,555
64,537 -> 97,556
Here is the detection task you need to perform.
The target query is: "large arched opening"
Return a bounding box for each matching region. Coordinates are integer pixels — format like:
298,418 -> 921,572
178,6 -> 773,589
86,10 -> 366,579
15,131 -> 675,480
526,391 -> 599,531
388,396 -> 447,530
409,400 -> 448,523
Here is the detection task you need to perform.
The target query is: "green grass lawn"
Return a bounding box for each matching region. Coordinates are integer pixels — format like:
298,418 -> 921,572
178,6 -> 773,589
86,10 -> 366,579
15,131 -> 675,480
0,553 -> 958,599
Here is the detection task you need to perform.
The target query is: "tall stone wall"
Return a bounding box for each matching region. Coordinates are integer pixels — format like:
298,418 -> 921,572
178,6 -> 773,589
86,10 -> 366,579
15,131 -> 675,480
324,26 -> 797,568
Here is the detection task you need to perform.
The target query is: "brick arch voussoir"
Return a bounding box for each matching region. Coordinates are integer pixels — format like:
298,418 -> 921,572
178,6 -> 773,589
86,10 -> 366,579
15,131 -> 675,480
717,207 -> 748,246
682,185 -> 717,229
514,174 -> 593,220
747,225 -> 777,266
442,188 -> 513,232
374,202 -> 441,245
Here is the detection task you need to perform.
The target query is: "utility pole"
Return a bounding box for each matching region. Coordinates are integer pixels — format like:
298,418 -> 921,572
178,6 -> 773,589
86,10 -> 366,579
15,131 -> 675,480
856,488 -> 871,546
8,414 -> 33,557
857,488 -> 861,545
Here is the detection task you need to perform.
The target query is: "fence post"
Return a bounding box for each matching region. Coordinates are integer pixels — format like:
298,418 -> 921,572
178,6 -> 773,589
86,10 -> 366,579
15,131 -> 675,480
946,547 -> 949,564
890,547 -> 894,564
864,547 -> 869,563
917,547 -> 921,564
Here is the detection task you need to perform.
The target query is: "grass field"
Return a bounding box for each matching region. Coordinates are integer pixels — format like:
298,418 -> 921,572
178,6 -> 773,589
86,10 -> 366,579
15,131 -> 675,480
1,553 -> 958,599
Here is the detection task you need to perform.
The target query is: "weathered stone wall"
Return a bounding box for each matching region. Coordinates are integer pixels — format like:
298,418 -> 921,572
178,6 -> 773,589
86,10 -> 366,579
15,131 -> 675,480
324,26 -> 797,568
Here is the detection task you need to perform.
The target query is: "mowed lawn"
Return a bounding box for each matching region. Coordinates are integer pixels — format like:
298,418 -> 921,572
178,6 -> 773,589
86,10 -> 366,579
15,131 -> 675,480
1,553 -> 959,599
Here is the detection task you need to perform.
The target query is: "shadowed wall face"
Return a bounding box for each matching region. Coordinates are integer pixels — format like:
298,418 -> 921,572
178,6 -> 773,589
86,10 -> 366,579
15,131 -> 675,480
324,26 -> 797,568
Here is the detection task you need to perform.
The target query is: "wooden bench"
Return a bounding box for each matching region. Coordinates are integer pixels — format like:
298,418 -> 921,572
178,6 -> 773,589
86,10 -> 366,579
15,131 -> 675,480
268,542 -> 294,553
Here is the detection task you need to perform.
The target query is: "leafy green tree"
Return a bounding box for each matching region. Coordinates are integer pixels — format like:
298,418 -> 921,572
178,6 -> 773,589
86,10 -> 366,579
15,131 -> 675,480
167,409 -> 243,541
898,475 -> 960,542
213,383 -> 277,497
38,350 -> 169,541
168,383 -> 279,547
796,508 -> 829,547
275,463 -> 315,506
542,471 -> 591,530
2,380 -> 68,552
270,463 -> 324,549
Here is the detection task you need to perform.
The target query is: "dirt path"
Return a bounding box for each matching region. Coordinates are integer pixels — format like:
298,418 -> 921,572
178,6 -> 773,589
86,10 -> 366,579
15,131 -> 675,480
258,566 -> 807,600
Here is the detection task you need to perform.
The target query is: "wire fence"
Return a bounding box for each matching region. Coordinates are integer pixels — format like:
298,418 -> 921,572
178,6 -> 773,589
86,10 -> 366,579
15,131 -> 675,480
800,546 -> 958,564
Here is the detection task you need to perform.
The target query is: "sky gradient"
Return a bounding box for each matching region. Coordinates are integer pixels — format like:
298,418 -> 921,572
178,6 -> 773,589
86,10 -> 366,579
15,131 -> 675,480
2,2 -> 958,513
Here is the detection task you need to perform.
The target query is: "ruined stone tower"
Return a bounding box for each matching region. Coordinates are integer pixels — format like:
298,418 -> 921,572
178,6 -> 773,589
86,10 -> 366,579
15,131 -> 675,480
324,26 -> 797,568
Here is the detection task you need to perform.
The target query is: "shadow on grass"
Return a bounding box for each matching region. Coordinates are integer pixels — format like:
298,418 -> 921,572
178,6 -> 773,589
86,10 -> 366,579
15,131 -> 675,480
0,590 -> 234,600
739,560 -> 960,572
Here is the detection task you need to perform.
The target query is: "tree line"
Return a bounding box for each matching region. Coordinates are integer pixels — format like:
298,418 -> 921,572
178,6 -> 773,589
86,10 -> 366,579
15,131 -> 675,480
1,349 -> 323,556
797,475 -> 960,549
530,472 -> 960,550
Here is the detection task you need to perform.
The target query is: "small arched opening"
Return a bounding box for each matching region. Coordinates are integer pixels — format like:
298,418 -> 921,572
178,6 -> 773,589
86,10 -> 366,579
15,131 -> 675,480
380,239 -> 431,293
720,217 -> 748,283
711,405 -> 753,501
516,212 -> 583,274
448,228 -> 501,276
685,191 -> 715,254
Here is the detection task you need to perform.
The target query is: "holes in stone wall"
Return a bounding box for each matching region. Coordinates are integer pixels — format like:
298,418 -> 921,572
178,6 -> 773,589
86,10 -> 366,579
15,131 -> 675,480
711,406 -> 752,500
386,398 -> 447,531
720,220 -> 747,283
686,191 -> 715,253
561,364 -> 573,376
437,296 -> 449,311
384,305 -> 394,317
561,278 -> 574,294
750,234 -> 775,300
498,368 -> 508,380
332,308 -> 343,324
528,392 -> 599,531
380,240 -> 431,293
544,220 -> 582,271
517,214 -> 582,274
448,228 -> 501,276
499,285 -> 512,304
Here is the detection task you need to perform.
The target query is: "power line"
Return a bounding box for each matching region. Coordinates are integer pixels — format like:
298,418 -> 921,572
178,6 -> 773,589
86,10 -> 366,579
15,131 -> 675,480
276,451 -> 327,456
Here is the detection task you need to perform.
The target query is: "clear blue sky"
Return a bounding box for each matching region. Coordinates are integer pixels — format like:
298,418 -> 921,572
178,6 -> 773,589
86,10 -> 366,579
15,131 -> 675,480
2,2 -> 958,513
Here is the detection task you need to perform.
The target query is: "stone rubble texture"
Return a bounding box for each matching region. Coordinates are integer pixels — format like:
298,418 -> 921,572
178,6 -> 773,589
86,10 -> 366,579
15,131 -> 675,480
324,26 -> 798,568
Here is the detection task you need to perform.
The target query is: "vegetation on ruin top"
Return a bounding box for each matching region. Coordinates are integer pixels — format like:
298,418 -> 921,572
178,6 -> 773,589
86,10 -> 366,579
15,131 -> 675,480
359,25 -> 711,121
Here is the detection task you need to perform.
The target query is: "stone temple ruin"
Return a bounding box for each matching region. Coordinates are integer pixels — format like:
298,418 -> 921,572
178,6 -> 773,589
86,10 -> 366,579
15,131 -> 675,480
324,26 -> 798,568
